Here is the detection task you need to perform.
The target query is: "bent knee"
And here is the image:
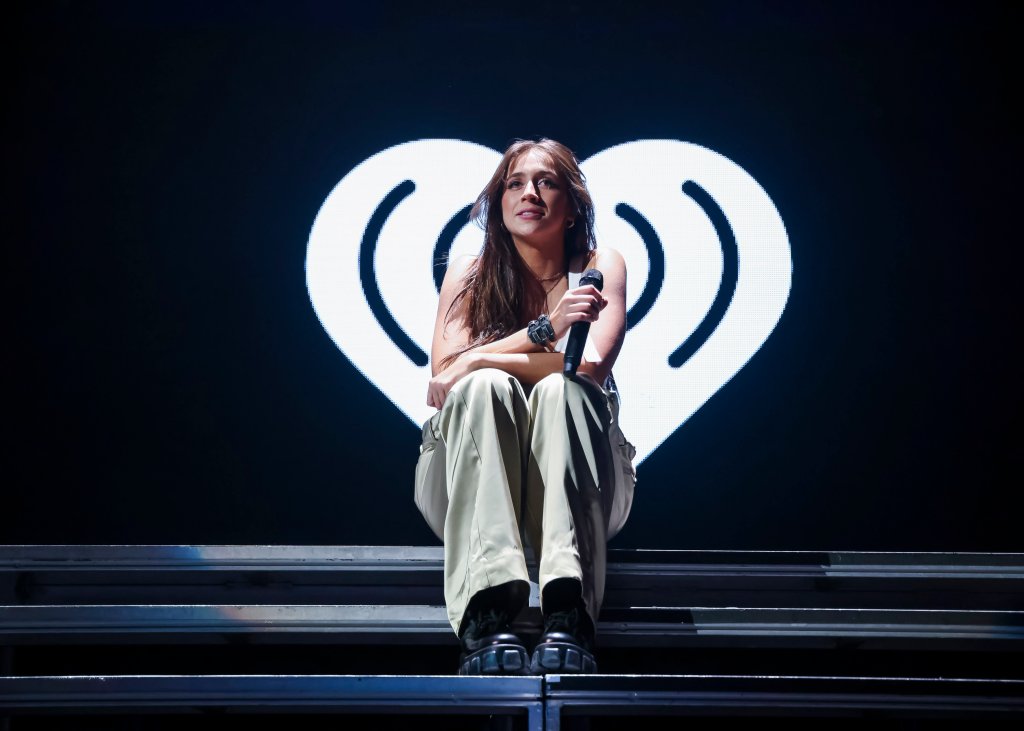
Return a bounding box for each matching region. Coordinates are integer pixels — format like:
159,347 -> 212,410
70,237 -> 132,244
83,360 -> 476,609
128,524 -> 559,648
531,373 -> 603,410
451,368 -> 523,403
532,373 -> 567,400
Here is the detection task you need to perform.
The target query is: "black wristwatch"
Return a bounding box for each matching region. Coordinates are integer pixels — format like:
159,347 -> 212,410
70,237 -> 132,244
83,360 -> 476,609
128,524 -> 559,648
527,314 -> 556,345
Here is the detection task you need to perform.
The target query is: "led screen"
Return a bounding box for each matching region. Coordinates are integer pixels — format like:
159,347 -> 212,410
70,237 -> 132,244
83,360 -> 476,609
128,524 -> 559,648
7,3 -> 1019,549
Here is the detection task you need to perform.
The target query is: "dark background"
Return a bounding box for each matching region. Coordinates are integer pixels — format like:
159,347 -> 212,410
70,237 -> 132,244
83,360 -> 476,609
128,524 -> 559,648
6,1 -> 1020,550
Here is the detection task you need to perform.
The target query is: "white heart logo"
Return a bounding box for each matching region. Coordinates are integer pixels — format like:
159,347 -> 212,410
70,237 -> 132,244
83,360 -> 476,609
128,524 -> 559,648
306,139 -> 791,464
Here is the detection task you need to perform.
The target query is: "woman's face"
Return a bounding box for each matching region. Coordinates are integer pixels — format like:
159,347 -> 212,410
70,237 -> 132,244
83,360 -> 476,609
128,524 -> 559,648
501,148 -> 573,248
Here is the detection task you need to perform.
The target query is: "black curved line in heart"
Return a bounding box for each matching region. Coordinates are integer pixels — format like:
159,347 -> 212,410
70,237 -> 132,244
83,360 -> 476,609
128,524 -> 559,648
615,203 -> 664,329
433,205 -> 474,293
667,181 -> 740,368
359,180 -> 429,367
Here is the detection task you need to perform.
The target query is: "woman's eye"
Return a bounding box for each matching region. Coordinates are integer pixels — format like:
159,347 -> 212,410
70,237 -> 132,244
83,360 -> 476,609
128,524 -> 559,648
540,179 -> 557,188
507,181 -> 521,189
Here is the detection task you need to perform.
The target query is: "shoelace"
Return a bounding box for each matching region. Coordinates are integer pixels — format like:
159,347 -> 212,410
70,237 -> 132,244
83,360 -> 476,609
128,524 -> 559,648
465,608 -> 510,639
543,606 -> 595,652
543,606 -> 579,634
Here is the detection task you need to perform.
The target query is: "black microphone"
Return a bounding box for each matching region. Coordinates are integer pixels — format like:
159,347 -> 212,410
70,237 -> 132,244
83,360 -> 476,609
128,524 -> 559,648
563,269 -> 603,375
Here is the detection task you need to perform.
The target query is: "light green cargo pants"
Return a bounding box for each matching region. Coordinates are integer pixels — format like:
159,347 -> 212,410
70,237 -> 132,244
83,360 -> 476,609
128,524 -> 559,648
415,368 -> 636,635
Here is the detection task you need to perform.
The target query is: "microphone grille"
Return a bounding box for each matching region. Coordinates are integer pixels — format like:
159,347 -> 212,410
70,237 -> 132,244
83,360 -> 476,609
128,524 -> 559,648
580,268 -> 604,291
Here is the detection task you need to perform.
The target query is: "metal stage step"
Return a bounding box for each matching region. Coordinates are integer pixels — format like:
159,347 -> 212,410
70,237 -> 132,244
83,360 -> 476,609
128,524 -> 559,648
2,545 -> 1021,645
3,545 -> 1022,608
0,674 -> 544,729
1,546 -> 1022,723
0,674 -> 1021,728
1,604 -> 1021,649
541,674 -> 1024,727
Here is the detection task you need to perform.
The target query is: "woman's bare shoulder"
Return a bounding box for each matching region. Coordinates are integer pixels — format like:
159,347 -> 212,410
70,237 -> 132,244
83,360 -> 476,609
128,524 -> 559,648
439,254 -> 478,294
449,253 -> 478,271
584,247 -> 626,276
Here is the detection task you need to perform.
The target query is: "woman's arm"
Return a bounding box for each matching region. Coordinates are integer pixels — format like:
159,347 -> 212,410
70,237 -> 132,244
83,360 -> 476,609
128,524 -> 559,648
470,248 -> 627,386
470,352 -> 565,382
429,254 -> 609,374
427,250 -> 624,408
574,247 -> 627,387
430,256 -> 541,377
428,256 -> 546,408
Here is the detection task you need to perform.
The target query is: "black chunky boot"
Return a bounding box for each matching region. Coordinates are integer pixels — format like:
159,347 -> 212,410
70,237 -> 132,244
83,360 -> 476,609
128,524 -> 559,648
458,606 -> 530,675
530,604 -> 597,674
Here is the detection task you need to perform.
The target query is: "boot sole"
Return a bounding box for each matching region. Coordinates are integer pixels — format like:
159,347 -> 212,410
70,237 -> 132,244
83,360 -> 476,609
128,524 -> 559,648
458,643 -> 530,675
529,641 -> 597,674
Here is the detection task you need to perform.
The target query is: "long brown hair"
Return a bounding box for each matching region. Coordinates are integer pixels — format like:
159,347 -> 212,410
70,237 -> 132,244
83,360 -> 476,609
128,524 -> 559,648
439,139 -> 596,369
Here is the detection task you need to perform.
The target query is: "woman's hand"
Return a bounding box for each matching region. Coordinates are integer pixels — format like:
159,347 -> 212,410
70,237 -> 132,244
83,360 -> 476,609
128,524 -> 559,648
549,284 -> 608,340
427,353 -> 479,410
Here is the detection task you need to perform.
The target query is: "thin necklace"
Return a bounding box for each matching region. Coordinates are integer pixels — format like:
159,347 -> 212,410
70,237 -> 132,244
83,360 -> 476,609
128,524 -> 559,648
542,273 -> 564,296
539,265 -> 567,314
533,255 -> 569,312
535,256 -> 567,282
